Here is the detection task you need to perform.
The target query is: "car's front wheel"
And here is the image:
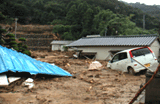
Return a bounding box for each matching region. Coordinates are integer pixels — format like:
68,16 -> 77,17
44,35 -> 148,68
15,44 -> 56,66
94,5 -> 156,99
128,67 -> 135,75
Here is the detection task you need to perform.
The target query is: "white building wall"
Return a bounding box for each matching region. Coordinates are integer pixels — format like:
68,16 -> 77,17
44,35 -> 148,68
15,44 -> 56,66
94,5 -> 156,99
52,45 -> 61,51
150,40 -> 159,58
77,40 -> 159,60
77,46 -> 136,60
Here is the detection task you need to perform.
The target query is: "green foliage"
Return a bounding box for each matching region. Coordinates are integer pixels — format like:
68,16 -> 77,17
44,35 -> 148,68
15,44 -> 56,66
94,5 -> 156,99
0,12 -> 30,56
53,24 -> 65,34
22,50 -> 31,56
11,44 -> 18,47
9,37 -> 16,41
51,19 -> 66,25
9,41 -> 17,44
0,40 -> 5,44
18,37 -> 26,41
0,13 -> 5,20
18,43 -> 22,47
66,5 -> 78,25
61,32 -> 73,40
0,28 -> 6,33
0,0 -> 159,27
22,45 -> 28,49
11,44 -> 19,51
93,9 -> 117,35
0,0 -> 159,39
128,2 -> 160,21
0,9 -> 14,24
6,33 -> 15,37
0,27 -> 6,45
63,46 -> 68,51
2,34 -> 30,56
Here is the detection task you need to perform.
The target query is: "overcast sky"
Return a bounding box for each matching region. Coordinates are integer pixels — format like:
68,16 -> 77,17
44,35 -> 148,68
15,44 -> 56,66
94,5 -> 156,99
118,0 -> 160,5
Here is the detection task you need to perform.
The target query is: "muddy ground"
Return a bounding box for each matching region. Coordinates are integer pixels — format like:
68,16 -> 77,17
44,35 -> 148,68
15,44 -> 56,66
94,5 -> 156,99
0,51 -> 146,104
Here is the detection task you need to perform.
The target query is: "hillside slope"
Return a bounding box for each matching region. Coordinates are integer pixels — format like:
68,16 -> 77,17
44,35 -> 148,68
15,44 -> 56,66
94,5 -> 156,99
0,0 -> 159,40
0,24 -> 60,50
120,1 -> 160,21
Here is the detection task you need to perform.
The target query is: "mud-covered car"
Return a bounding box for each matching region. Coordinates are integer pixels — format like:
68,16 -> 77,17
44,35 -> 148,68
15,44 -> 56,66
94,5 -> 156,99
107,47 -> 159,75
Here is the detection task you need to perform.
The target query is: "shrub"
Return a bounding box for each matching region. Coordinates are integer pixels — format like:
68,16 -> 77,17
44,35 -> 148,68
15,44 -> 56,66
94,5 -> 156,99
19,37 -> 26,41
22,50 -> 31,56
9,41 -> 17,44
9,37 -> 16,40
0,40 -> 5,44
6,33 -> 15,37
13,47 -> 19,51
63,46 -> 68,51
11,44 -> 18,47
18,43 -> 22,47
22,45 -> 28,48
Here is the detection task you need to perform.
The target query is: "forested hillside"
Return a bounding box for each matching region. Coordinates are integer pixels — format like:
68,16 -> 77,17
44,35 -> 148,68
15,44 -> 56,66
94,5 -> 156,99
122,2 -> 160,21
0,0 -> 159,40
157,5 -> 160,9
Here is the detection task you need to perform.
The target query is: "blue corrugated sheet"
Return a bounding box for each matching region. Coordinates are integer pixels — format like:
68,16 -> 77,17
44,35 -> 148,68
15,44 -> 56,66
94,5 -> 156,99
68,35 -> 158,47
0,46 -> 72,76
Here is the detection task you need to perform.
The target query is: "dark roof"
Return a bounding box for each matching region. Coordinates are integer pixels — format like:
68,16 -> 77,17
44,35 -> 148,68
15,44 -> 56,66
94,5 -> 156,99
68,35 -> 158,47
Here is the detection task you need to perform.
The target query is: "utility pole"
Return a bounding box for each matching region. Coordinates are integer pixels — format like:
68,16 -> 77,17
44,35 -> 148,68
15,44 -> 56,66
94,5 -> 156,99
105,28 -> 107,36
143,14 -> 145,31
15,18 -> 18,39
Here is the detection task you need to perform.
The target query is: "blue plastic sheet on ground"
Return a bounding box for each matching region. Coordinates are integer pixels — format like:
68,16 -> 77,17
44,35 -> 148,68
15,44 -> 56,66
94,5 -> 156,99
0,46 -> 72,76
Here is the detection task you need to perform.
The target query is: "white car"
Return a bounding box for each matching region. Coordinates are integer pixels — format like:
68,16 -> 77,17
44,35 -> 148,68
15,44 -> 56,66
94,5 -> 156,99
107,47 -> 159,75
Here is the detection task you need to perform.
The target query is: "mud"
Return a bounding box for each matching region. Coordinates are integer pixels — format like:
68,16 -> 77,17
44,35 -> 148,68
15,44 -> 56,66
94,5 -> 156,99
0,51 -> 146,104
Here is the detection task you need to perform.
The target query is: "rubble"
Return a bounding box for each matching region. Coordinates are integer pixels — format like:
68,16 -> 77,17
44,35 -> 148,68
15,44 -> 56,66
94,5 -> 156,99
22,78 -> 34,89
88,61 -> 103,71
8,77 -> 21,83
0,50 -> 148,104
0,75 -> 9,86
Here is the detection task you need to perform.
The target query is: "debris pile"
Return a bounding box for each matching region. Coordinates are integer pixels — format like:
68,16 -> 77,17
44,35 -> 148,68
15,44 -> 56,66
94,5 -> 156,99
88,61 -> 103,71
22,78 -> 34,89
0,50 -> 147,104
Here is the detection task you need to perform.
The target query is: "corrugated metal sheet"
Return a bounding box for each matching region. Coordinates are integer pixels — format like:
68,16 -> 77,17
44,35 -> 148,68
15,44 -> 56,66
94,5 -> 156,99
0,46 -> 72,76
68,36 -> 158,47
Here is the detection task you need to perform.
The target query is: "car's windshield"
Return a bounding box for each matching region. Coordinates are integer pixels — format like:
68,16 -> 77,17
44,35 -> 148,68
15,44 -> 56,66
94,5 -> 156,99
131,48 -> 151,57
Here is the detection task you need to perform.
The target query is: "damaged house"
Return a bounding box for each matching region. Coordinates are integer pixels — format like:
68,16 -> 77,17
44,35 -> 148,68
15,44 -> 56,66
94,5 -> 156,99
67,35 -> 160,60
50,40 -> 74,51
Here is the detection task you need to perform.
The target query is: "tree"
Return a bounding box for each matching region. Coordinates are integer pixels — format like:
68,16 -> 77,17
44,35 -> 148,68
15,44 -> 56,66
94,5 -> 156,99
0,13 -> 7,44
93,9 -> 118,36
1,33 -> 31,56
0,27 -> 6,45
18,37 -> 31,56
61,32 -> 73,40
66,5 -> 78,25
80,8 -> 94,37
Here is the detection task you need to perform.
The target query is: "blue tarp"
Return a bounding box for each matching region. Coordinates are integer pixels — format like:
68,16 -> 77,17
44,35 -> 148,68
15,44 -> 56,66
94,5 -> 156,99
0,46 -> 72,76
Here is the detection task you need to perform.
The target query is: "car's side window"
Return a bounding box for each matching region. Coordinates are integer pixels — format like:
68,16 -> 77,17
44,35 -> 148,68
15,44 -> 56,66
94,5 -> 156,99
111,54 -> 119,63
119,52 -> 127,60
111,52 -> 127,63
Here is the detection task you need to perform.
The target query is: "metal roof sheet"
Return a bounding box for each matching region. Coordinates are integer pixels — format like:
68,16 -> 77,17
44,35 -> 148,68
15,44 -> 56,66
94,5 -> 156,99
0,46 -> 72,76
68,35 -> 158,47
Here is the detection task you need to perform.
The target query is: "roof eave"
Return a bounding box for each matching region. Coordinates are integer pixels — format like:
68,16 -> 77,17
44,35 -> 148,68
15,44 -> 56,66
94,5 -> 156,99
68,45 -> 151,47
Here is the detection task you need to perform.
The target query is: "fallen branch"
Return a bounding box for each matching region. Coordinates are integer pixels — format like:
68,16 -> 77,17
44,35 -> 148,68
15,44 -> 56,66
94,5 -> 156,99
129,65 -> 160,104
